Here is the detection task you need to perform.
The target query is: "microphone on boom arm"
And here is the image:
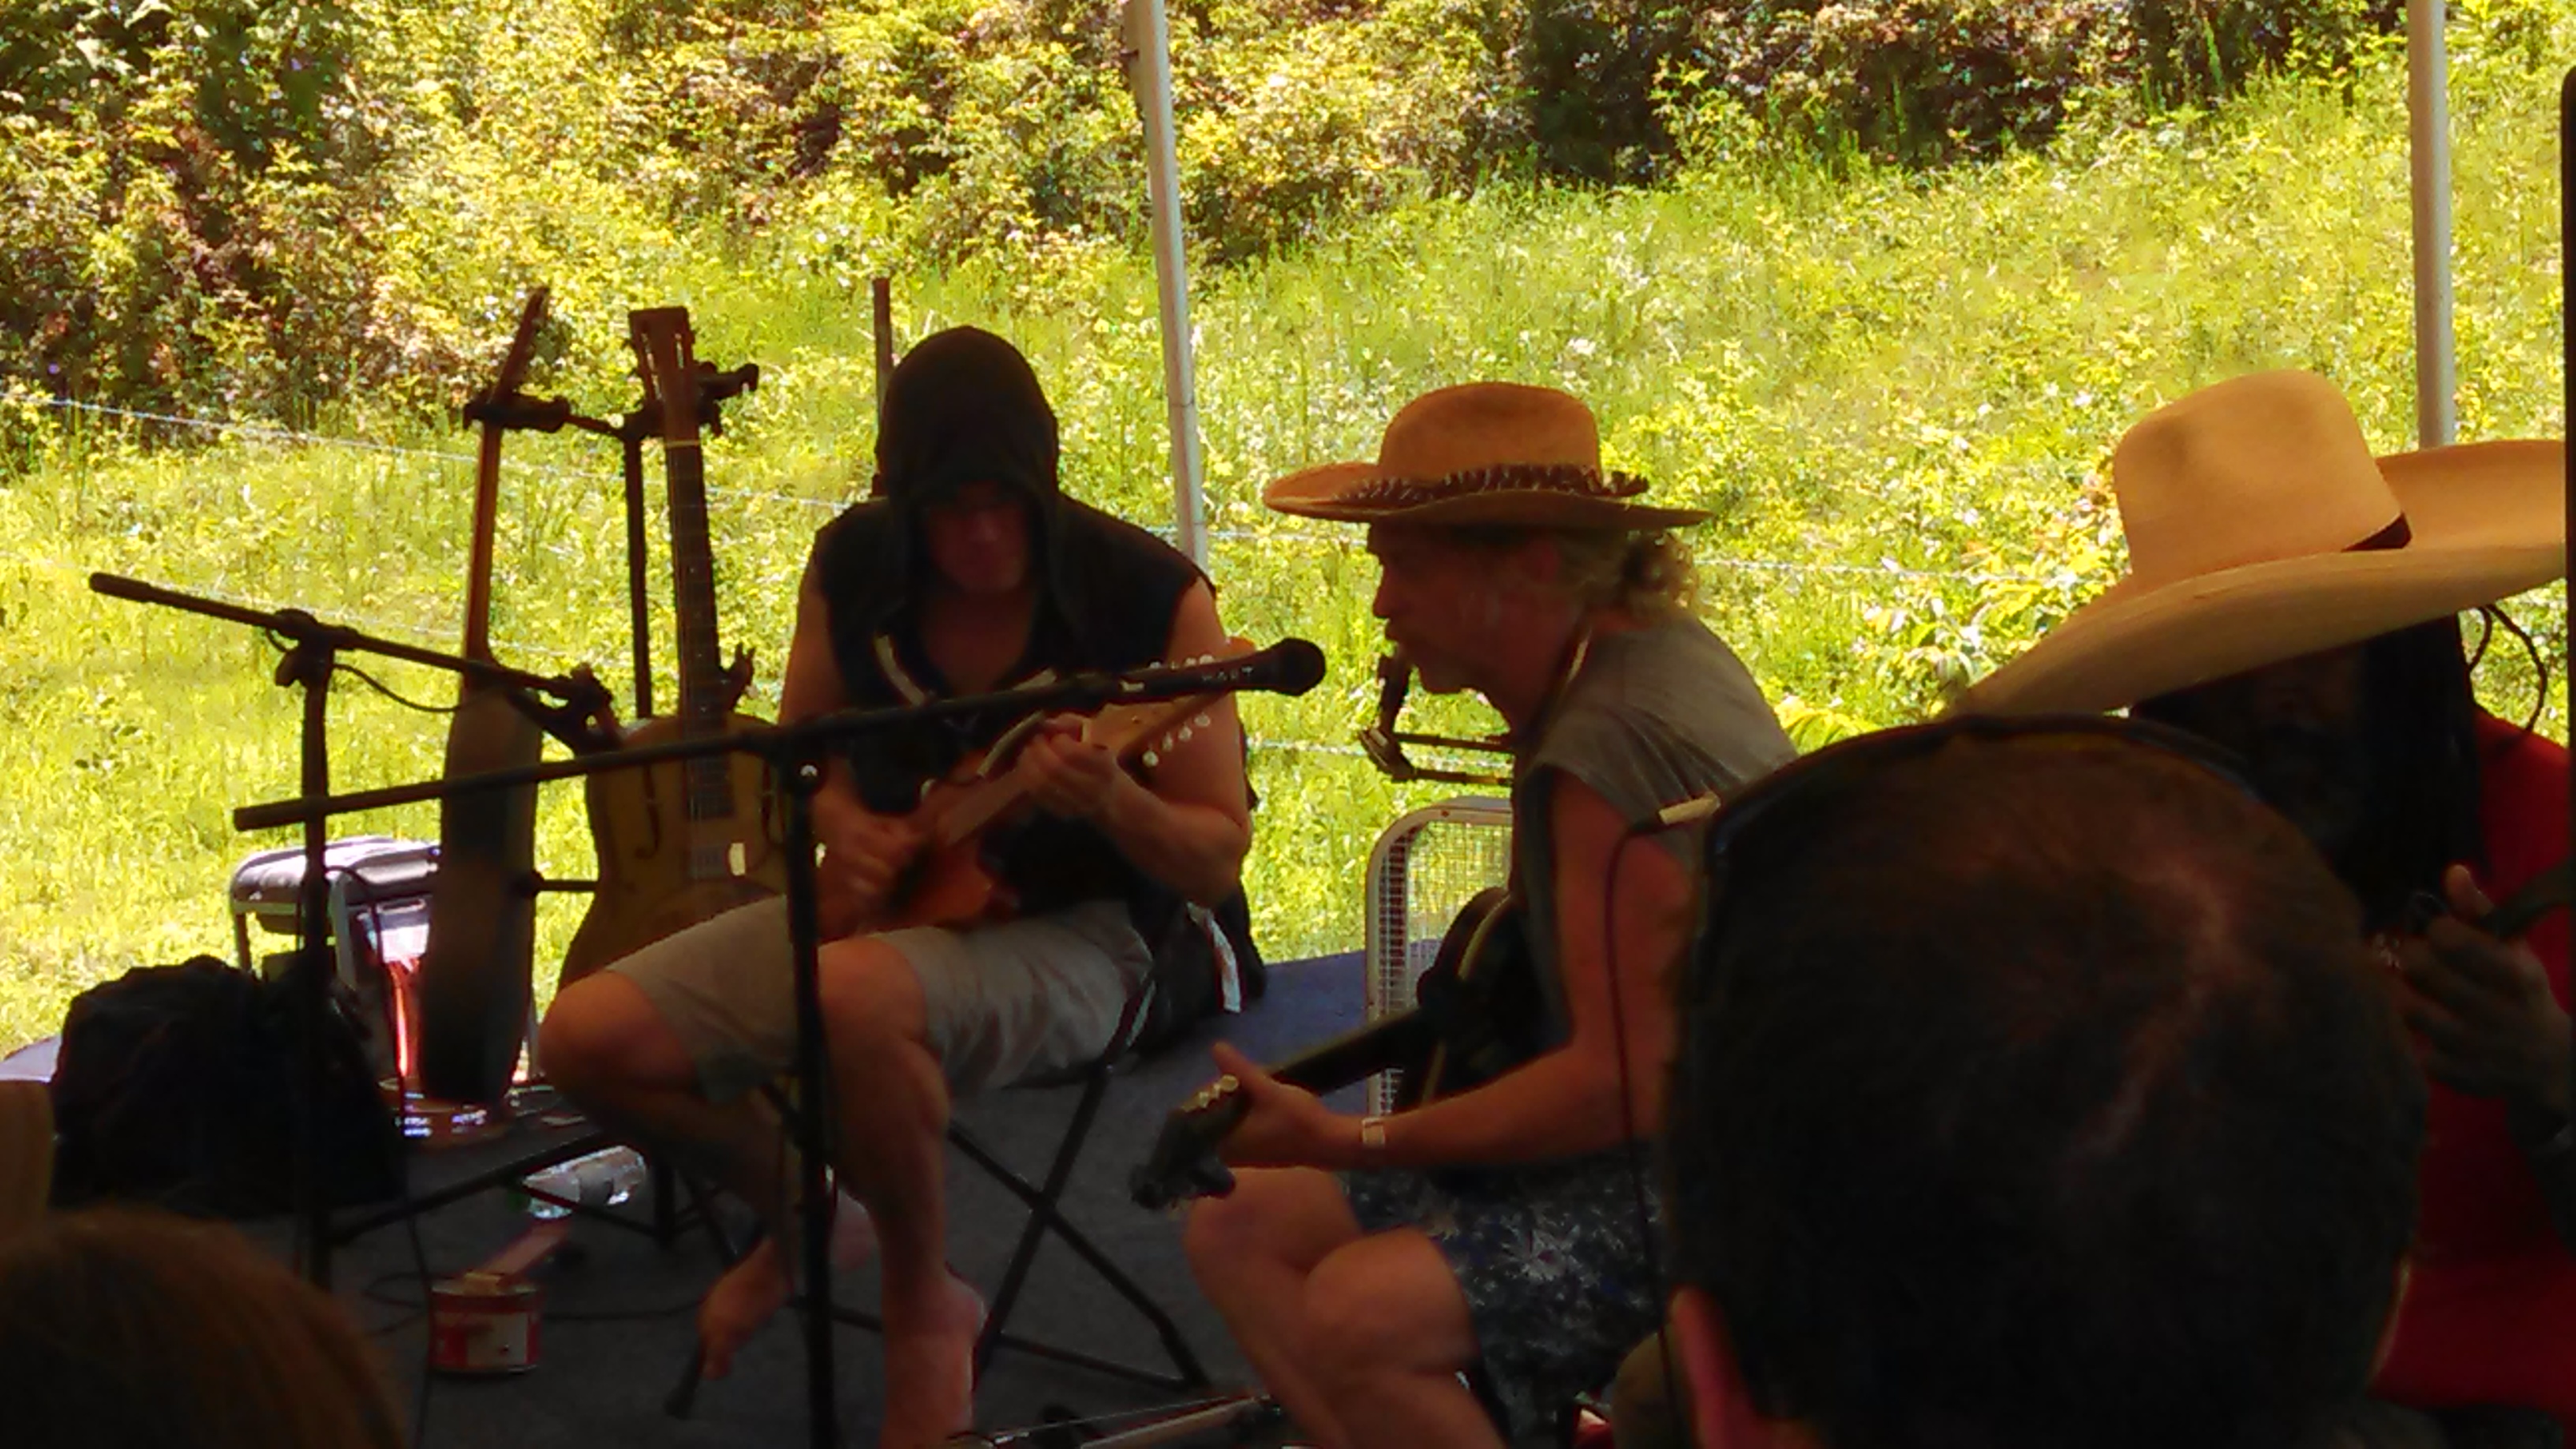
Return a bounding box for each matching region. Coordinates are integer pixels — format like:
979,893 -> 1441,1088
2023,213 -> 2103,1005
1100,637 -> 1328,705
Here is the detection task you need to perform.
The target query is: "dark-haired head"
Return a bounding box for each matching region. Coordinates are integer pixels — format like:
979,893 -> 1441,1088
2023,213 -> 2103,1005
873,324 -> 1061,507
866,326 -> 1061,602
2132,617 -> 2484,930
1664,732 -> 2424,1449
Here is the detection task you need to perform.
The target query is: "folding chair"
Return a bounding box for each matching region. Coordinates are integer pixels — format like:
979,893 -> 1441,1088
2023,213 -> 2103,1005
946,969 -> 1208,1391
669,953 -> 1217,1423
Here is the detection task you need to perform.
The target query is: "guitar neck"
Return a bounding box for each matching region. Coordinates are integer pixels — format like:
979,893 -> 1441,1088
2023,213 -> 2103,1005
663,437 -> 728,737
463,426 -> 504,665
928,691 -> 1219,844
631,306 -> 743,872
460,288 -> 549,671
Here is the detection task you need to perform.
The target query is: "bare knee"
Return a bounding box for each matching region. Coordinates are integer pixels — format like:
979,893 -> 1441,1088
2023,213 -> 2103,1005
1301,1237 -> 1473,1387
539,975 -> 691,1096
815,937 -> 930,1054
1184,1169 -> 1331,1283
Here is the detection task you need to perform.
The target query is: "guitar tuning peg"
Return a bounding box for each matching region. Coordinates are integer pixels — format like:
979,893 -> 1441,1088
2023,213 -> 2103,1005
1193,713 -> 1211,729
1178,727 -> 1194,743
1143,750 -> 1160,768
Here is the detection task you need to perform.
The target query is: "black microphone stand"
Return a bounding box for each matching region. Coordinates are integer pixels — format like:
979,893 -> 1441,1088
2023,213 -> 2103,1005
88,572 -> 608,1286
233,646 -> 1315,1449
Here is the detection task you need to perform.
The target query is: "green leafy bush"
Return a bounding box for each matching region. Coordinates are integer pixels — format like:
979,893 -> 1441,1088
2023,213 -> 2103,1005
1678,0 -> 2404,166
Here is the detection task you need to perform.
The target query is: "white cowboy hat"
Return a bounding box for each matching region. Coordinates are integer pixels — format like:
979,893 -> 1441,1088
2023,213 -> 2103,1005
1953,369 -> 2563,717
1264,382 -> 1708,530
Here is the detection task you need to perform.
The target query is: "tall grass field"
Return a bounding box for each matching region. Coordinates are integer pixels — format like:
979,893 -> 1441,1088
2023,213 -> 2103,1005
1,26 -> 2569,1053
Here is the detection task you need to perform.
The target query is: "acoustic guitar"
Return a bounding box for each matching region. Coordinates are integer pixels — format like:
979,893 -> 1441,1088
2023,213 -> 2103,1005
843,648 -> 1250,941
414,290 -> 552,1107
1129,885 -> 1539,1210
560,309 -> 788,986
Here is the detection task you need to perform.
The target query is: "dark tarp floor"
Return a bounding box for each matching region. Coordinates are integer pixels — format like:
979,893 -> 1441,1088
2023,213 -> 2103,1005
9,952 -> 1368,1449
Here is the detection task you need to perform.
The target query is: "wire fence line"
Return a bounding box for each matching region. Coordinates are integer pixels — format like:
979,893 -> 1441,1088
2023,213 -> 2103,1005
22,395 -> 2075,586
21,552 -> 1494,762
12,552 -> 594,668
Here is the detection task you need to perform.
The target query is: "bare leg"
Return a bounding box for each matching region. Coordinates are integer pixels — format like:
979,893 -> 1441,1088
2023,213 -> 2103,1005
814,938 -> 986,1449
1303,1230 -> 1499,1449
1184,1166 -> 1368,1449
693,1185 -> 883,1379
540,972 -> 790,1229
539,973 -> 843,1376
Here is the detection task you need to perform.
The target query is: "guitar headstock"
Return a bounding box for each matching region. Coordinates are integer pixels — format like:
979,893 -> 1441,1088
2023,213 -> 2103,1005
628,306 -> 702,447
477,288 -> 550,416
1088,636 -> 1255,769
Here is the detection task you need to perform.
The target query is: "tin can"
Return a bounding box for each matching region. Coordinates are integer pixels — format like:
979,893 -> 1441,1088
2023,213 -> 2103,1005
429,1271 -> 543,1375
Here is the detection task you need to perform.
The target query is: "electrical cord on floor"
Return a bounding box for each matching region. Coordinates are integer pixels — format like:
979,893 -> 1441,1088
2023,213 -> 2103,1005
401,1204 -> 434,1449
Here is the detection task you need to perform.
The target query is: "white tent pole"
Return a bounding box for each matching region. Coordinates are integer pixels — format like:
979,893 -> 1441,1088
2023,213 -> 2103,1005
2409,0 -> 2458,447
1121,0 -> 1208,566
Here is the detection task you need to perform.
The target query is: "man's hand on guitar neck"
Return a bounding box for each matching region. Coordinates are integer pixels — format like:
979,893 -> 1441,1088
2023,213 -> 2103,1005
1204,1042 -> 1363,1171
1014,717 -> 1124,821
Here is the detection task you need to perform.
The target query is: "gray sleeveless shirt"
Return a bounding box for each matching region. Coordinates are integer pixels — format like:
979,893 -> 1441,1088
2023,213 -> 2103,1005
1510,616 -> 1796,1048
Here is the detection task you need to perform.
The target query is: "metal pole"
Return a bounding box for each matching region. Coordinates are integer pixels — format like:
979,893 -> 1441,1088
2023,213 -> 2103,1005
2409,0 -> 2457,447
873,276 -> 895,420
1122,0 -> 1208,566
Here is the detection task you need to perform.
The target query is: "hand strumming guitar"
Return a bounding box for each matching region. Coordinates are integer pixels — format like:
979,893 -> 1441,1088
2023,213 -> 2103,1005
815,803 -> 924,942
2396,864 -> 2574,1129
1014,716 -> 1125,821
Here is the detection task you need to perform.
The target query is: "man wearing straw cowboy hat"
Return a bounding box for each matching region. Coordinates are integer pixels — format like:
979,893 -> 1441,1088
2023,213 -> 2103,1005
1181,382 -> 1794,1448
1956,369 -> 2576,1439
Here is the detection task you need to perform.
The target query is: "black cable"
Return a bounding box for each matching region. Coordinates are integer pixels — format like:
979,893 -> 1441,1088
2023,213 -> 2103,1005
361,1264 -> 701,1324
2483,603 -> 2553,737
331,661 -> 464,717
401,1201 -> 435,1449
1601,821 -> 1679,1431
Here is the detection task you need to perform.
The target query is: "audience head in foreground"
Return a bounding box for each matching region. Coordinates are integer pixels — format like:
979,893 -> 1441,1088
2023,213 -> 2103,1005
0,1207 -> 405,1449
1664,721 -> 2425,1449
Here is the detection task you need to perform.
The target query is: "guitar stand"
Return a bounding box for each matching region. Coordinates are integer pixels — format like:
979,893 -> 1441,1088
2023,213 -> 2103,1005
228,641 -> 1323,1449
88,573 -> 616,1288
564,355 -> 758,724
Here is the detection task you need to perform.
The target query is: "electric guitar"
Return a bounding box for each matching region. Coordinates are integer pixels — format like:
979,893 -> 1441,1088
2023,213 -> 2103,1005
1130,886 -> 1540,1209
560,308 -> 788,986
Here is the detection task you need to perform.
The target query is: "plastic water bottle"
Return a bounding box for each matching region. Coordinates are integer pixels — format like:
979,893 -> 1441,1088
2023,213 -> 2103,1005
522,1146 -> 648,1219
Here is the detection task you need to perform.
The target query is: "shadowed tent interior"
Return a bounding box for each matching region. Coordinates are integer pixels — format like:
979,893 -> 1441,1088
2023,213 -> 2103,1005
0,953 -> 1367,1448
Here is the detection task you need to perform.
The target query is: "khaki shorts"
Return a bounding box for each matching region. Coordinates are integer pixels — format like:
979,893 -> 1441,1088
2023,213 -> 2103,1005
605,896 -> 1153,1103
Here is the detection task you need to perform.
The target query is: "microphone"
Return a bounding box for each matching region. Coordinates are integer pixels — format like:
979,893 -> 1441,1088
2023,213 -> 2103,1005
1107,638 -> 1327,704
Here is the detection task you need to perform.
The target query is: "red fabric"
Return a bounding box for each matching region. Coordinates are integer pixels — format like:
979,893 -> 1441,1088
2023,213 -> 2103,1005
2373,713 -> 2576,1427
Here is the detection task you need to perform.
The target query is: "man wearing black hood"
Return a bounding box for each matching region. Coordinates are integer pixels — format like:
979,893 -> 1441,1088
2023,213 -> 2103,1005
540,328 -> 1252,1445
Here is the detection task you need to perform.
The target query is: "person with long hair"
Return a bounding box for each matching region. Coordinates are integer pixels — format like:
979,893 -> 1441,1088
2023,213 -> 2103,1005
1184,383 -> 1795,1448
0,1207 -> 406,1449
1960,369 -> 2575,1440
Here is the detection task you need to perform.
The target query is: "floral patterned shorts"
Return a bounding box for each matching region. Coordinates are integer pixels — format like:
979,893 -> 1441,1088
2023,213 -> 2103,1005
1342,1149 -> 1668,1442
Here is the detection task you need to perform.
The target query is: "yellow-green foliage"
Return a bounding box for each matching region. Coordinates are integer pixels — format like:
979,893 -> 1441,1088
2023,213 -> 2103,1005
0,2 -> 2569,1053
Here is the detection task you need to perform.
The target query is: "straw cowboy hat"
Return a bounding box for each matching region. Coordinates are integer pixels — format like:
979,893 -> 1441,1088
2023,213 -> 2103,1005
1264,382 -> 1707,530
1954,369 -> 2563,718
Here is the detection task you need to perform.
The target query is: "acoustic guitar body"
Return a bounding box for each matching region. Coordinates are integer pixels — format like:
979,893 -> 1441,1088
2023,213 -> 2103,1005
413,287 -> 550,1108
414,685 -> 544,1103
559,709 -> 786,987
